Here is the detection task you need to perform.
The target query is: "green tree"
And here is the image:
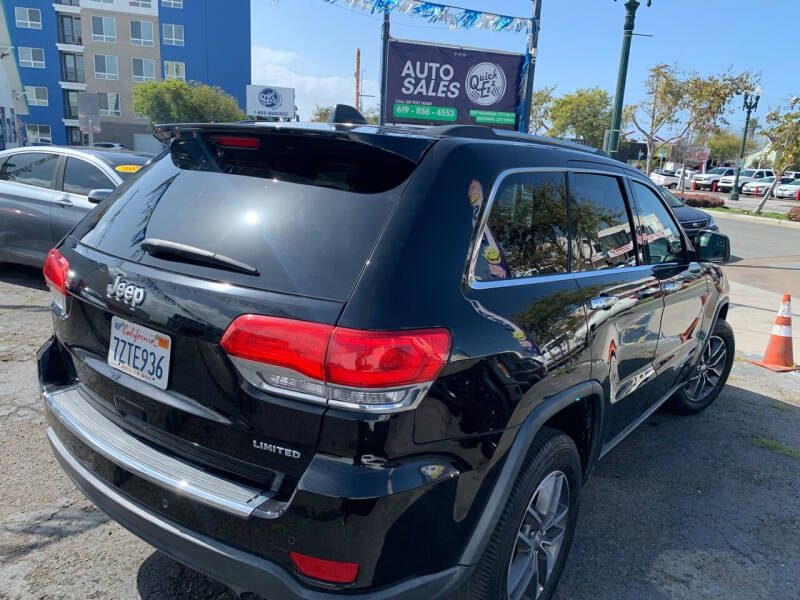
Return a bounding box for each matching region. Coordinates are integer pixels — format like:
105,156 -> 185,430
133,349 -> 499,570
528,85 -> 556,135
132,79 -> 245,124
311,105 -> 332,122
755,98 -> 800,213
707,130 -> 756,164
548,88 -> 612,148
625,65 -> 758,174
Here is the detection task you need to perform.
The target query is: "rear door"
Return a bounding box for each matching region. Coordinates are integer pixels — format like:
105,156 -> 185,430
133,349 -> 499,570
570,171 -> 665,446
0,151 -> 58,265
628,179 -> 708,400
50,155 -> 117,246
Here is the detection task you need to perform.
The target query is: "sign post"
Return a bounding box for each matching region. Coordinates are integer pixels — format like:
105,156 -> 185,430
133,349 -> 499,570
384,39 -> 525,130
246,85 -> 296,120
78,92 -> 100,146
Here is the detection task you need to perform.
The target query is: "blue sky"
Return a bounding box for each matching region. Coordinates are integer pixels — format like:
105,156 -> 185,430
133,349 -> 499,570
251,0 -> 798,130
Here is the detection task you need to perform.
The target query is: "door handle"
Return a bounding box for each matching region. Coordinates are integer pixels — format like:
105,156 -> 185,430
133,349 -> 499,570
54,196 -> 73,207
589,295 -> 618,311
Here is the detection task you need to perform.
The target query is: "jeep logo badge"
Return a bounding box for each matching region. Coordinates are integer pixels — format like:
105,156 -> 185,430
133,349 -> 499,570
107,275 -> 146,307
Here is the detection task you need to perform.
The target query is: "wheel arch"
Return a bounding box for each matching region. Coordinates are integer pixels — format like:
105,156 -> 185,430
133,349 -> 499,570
459,380 -> 603,566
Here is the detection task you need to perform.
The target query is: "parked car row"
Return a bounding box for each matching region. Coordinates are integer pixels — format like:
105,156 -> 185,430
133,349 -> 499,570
650,167 -> 695,189
740,176 -> 797,196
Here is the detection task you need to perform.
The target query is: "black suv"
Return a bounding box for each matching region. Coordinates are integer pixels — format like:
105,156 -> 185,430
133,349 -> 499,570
38,118 -> 734,600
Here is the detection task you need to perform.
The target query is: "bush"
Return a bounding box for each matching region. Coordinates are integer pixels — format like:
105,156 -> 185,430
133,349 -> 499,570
682,194 -> 725,208
787,206 -> 800,222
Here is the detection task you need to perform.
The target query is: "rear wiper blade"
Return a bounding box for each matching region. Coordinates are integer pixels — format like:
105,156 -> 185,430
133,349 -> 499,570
141,238 -> 259,275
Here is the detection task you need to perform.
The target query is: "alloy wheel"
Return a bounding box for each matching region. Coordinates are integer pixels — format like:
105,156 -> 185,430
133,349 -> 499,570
685,335 -> 726,402
507,471 -> 570,600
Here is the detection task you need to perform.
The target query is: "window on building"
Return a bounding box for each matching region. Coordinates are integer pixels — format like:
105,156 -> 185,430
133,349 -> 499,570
630,181 -> 684,265
64,90 -> 79,119
163,23 -> 184,46
63,158 -> 115,196
92,16 -> 116,42
24,86 -> 48,106
474,172 -> 570,281
91,0 -> 114,3
164,60 -> 185,81
15,7 -> 42,29
94,54 -> 119,80
61,53 -> 85,83
571,173 -> 637,271
18,47 -> 45,69
162,0 -> 183,7
58,15 -> 82,45
0,151 -> 57,186
129,0 -> 153,7
56,0 -> 81,5
130,20 -> 154,46
132,57 -> 155,82
99,92 -> 121,117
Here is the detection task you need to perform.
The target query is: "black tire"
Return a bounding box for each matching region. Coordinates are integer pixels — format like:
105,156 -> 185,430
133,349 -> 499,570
463,427 -> 581,600
666,318 -> 734,415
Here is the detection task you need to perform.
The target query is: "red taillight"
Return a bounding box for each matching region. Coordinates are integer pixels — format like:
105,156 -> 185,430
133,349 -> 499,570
220,315 -> 451,409
220,315 -> 332,381
326,327 -> 451,388
209,135 -> 260,149
43,248 -> 70,313
289,552 -> 359,584
43,248 -> 69,294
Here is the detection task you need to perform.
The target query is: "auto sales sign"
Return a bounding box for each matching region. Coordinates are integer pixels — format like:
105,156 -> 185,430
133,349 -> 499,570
384,40 -> 526,130
246,85 -> 295,119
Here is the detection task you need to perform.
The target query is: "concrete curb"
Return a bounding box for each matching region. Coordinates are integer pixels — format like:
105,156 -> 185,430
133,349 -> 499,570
707,209 -> 800,228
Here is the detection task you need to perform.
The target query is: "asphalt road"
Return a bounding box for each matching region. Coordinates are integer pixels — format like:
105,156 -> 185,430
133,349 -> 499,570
1,265 -> 799,600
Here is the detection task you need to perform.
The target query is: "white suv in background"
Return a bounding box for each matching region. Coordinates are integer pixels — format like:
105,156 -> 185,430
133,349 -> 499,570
718,168 -> 775,192
692,167 -> 736,191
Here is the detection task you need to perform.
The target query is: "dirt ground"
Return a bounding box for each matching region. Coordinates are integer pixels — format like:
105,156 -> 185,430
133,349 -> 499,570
1,264 -> 799,600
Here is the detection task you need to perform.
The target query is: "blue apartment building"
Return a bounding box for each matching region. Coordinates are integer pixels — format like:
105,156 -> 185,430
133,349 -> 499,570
3,0 -> 250,148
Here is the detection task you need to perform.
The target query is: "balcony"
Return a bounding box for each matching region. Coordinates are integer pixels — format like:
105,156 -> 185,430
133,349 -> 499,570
53,1 -> 81,15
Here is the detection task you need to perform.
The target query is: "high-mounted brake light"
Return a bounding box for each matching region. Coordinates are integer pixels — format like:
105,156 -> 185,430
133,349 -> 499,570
220,315 -> 451,412
208,135 -> 260,149
43,248 -> 70,314
289,552 -> 359,584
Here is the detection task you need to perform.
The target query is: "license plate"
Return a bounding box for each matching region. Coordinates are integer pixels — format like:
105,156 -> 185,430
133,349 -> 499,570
107,316 -> 172,390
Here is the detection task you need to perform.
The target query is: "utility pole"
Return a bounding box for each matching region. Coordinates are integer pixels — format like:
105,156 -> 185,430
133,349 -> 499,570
355,48 -> 361,111
521,0 -> 542,133
607,0 -> 651,157
729,87 -> 762,201
378,11 -> 390,126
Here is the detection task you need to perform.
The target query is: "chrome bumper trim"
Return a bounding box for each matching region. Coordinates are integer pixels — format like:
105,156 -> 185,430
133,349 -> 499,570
46,385 -> 273,518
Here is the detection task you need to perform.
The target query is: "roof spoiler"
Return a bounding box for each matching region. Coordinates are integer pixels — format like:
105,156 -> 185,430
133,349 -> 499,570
327,104 -> 368,125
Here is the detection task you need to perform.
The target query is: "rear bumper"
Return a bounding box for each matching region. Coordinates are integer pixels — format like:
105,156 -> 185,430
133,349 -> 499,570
47,426 -> 470,600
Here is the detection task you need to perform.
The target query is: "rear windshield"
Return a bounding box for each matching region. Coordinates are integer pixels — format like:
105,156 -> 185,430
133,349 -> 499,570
71,132 -> 427,300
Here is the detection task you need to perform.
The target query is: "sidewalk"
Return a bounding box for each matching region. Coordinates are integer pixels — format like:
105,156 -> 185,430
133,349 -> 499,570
727,280 -> 800,360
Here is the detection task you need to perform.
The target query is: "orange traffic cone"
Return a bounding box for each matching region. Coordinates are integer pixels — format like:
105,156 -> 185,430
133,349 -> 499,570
751,294 -> 799,372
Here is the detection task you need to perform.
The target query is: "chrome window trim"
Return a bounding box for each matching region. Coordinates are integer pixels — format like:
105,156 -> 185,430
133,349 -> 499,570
467,166 -> 650,290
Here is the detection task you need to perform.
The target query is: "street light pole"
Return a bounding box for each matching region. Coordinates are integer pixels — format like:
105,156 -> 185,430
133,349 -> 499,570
729,87 -> 762,201
607,0 -> 650,157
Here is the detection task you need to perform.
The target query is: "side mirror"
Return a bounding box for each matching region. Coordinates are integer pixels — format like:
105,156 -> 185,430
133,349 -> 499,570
87,188 -> 113,204
696,230 -> 730,263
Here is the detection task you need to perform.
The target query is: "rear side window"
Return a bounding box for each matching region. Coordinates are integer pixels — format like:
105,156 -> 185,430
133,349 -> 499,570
474,171 -> 569,281
630,182 -> 683,265
571,173 -> 636,271
63,158 -> 115,196
0,152 -> 58,188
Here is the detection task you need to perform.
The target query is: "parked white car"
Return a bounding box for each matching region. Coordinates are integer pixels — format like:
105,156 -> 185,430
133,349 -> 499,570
775,178 -> 800,199
718,168 -> 775,192
691,167 -> 736,191
741,176 -> 795,196
650,167 -> 695,189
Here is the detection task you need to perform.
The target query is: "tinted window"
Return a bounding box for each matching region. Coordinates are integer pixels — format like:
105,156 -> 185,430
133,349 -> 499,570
474,172 -> 569,282
571,173 -> 636,271
63,158 -> 115,196
0,152 -> 57,188
631,181 -> 683,265
741,170 -> 755,177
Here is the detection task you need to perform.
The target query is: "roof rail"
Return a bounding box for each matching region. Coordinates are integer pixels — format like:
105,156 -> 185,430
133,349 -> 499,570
426,124 -> 607,156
